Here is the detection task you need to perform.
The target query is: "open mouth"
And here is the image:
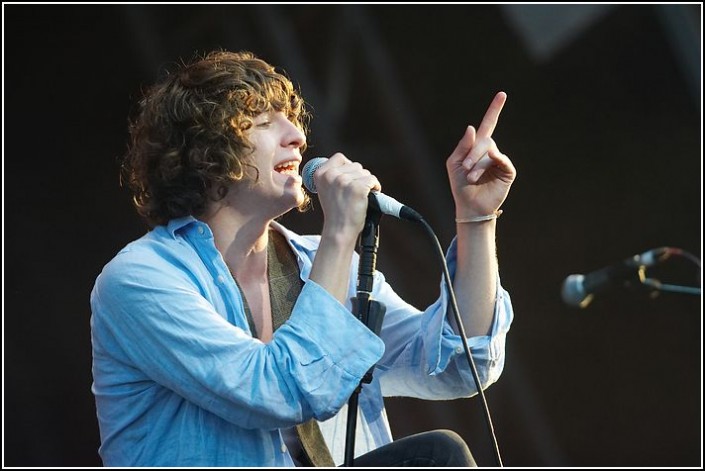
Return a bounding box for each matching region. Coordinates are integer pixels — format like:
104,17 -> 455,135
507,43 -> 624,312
273,160 -> 300,176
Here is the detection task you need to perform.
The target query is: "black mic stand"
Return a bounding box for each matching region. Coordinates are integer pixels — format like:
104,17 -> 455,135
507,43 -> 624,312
624,248 -> 701,298
343,200 -> 386,467
636,266 -> 702,296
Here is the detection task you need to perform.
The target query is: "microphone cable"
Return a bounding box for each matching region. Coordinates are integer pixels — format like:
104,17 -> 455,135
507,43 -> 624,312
413,216 -> 504,467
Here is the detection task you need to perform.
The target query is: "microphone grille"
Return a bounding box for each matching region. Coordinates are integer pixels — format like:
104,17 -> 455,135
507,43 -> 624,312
302,157 -> 327,194
561,274 -> 592,308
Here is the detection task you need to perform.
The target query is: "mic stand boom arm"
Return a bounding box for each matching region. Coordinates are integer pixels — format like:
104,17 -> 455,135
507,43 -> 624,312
637,266 -> 702,296
343,203 -> 386,467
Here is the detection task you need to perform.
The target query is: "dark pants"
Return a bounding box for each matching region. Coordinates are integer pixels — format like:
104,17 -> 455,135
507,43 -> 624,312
350,430 -> 476,467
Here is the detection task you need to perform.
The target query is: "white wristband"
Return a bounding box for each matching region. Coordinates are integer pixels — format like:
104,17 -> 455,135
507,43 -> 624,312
455,210 -> 503,223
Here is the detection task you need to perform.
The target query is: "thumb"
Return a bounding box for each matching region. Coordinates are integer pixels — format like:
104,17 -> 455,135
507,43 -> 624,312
447,125 -> 476,167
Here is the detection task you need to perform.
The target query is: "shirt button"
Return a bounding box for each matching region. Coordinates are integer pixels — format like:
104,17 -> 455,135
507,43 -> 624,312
455,346 -> 463,354
281,443 -> 287,453
217,275 -> 225,284
198,226 -> 205,234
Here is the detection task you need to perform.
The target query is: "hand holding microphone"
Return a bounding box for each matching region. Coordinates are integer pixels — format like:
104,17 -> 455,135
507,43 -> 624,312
301,154 -> 385,238
302,156 -> 422,222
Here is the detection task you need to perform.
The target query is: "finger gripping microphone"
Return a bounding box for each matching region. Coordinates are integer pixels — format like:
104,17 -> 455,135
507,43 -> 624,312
561,247 -> 672,308
302,157 -> 423,221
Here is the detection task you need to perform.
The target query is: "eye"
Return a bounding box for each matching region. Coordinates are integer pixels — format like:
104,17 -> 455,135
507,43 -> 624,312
255,120 -> 271,128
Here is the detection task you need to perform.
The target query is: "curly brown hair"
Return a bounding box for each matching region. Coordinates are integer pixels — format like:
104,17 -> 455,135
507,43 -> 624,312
122,50 -> 310,227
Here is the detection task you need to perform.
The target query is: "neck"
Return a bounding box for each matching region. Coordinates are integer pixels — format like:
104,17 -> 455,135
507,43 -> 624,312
200,203 -> 271,282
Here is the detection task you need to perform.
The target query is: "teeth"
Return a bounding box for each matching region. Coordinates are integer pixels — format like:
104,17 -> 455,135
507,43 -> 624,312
274,160 -> 299,172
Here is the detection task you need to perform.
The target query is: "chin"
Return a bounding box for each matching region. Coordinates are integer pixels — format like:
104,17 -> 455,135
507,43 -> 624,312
275,190 -> 304,214
290,193 -> 306,210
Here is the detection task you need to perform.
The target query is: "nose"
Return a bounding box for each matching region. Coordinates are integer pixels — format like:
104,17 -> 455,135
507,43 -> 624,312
283,119 -> 306,150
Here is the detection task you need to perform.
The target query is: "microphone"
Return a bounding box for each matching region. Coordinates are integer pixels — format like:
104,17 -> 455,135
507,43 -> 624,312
561,247 -> 672,308
302,157 -> 423,221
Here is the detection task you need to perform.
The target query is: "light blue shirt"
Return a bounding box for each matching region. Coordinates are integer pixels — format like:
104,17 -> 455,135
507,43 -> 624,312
90,216 -> 513,466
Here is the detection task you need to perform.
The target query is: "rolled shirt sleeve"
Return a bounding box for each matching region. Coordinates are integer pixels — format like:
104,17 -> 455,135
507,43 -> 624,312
369,236 -> 513,399
91,241 -> 384,433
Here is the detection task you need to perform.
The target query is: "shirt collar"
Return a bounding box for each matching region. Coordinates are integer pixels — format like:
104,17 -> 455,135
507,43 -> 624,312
269,220 -> 318,253
166,216 -> 201,237
164,216 -> 315,250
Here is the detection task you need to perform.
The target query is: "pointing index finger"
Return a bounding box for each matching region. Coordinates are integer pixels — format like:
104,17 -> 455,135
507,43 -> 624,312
476,91 -> 507,139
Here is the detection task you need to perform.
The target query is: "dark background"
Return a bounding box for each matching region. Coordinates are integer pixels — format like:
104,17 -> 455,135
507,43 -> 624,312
4,4 -> 701,467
